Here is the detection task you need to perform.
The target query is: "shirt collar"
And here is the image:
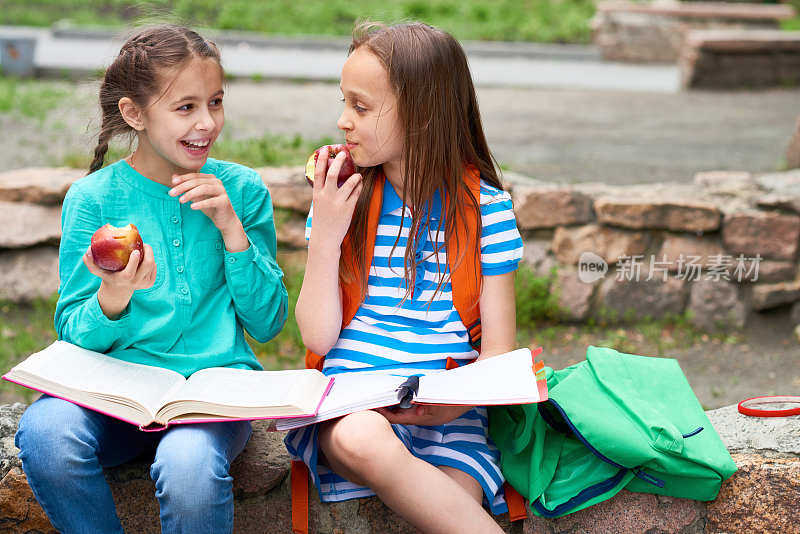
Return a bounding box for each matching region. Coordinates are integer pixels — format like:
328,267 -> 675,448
382,179 -> 443,220
117,159 -> 213,199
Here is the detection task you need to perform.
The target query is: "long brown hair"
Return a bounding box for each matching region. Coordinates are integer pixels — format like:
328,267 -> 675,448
88,24 -> 222,174
344,21 -> 504,304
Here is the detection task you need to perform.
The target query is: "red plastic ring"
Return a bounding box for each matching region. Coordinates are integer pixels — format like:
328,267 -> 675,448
737,395 -> 800,418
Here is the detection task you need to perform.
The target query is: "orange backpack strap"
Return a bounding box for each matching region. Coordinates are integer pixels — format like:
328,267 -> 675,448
445,357 -> 460,370
504,482 -> 528,522
447,166 -> 483,346
291,460 -> 310,533
304,349 -> 325,371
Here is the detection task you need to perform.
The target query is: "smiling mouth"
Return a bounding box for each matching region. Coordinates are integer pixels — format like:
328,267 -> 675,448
181,139 -> 211,149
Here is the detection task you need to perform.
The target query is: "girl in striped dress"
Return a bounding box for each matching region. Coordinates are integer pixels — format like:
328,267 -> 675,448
286,21 -> 524,534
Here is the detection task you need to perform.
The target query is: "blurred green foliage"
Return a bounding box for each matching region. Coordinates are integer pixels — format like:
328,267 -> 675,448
1,0 -> 596,44
0,75 -> 69,120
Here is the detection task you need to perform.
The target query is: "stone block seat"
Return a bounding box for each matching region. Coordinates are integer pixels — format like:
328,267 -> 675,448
592,1 -> 796,63
680,29 -> 800,89
1,403 -> 797,533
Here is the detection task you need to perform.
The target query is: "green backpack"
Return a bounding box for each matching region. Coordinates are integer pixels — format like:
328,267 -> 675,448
488,346 -> 737,517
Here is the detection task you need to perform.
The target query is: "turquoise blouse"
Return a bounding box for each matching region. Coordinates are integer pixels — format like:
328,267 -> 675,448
55,158 -> 288,377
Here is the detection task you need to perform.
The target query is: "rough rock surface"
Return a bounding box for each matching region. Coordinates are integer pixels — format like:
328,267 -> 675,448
686,279 -> 746,331
0,167 -> 82,205
0,403 -> 798,533
552,224 -> 651,266
0,201 -> 61,249
554,268 -> 597,322
513,186 -> 594,229
722,210 -> 800,261
787,115 -> 800,170
751,280 -> 800,311
595,196 -> 721,232
0,248 -> 60,303
597,276 -> 688,320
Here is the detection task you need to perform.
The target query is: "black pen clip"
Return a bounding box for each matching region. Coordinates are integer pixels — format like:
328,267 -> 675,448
397,375 -> 420,409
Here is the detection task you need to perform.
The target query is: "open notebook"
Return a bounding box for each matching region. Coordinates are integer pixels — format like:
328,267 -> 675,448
276,347 -> 548,431
3,341 -> 334,431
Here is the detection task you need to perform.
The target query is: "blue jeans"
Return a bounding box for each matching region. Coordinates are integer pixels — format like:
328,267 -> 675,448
15,395 -> 251,534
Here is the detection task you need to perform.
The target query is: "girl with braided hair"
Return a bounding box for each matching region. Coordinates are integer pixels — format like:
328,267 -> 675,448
15,25 -> 287,533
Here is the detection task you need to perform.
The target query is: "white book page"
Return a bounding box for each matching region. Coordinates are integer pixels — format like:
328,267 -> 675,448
314,372 -> 405,415
161,367 -> 328,412
275,372 -> 406,430
6,341 -> 185,417
416,348 -> 540,405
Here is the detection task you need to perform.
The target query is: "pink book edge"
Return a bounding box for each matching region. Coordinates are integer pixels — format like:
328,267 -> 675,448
2,375 -> 145,428
2,374 -> 336,432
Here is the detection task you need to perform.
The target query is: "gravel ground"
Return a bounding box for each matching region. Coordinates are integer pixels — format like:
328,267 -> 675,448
5,79 -> 800,185
222,81 -> 800,184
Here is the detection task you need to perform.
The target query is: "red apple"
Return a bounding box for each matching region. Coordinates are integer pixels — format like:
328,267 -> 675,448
305,144 -> 356,187
90,223 -> 144,272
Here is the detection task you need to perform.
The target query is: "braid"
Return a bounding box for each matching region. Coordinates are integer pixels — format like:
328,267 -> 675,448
88,128 -> 112,174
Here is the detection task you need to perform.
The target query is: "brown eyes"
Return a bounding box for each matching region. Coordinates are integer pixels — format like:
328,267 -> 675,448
176,99 -> 222,112
339,97 -> 366,113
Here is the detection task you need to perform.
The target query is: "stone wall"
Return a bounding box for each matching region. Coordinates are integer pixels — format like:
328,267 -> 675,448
788,115 -> 800,170
3,165 -> 800,331
680,29 -> 800,89
592,1 -> 795,63
1,403 -> 797,533
0,167 -> 76,303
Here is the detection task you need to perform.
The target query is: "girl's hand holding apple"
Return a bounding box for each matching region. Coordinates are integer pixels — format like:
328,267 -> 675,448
305,144 -> 356,188
84,243 -> 157,292
84,241 -> 157,319
308,147 -> 363,249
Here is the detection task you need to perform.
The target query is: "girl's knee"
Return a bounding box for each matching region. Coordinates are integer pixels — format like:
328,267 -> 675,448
152,446 -> 228,484
17,396 -> 84,441
151,449 -> 232,517
321,411 -> 404,468
15,402 -> 110,496
15,397 -> 97,477
151,427 -> 235,499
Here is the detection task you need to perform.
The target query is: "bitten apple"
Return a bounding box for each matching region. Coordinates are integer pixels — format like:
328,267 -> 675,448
90,223 -> 144,272
305,144 -> 356,187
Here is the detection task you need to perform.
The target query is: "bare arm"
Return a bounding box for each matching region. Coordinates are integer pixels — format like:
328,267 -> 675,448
295,149 -> 363,355
475,270 -> 517,360
295,238 -> 345,354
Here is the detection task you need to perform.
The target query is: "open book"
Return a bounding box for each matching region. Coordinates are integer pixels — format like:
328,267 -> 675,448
3,341 -> 334,431
276,347 -> 548,431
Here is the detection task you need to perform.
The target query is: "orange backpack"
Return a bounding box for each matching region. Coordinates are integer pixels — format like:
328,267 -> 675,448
291,167 -> 526,532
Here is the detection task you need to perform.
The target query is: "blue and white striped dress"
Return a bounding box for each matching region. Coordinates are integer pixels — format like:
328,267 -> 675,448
285,178 -> 524,514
